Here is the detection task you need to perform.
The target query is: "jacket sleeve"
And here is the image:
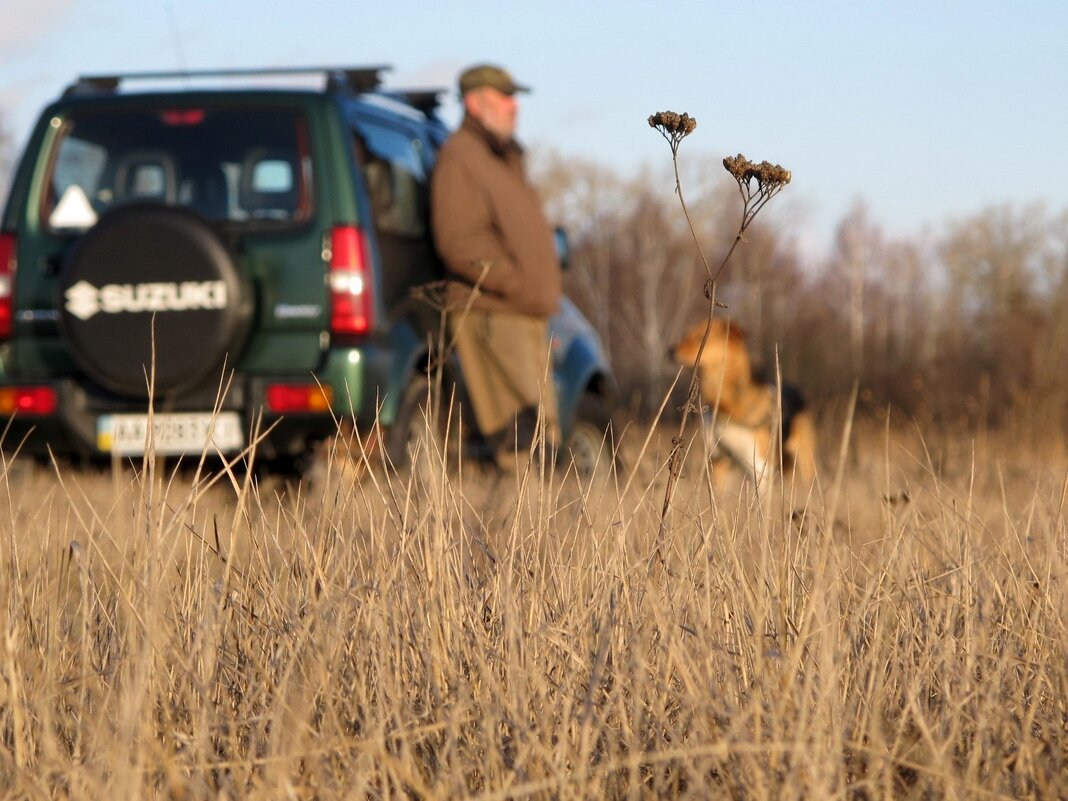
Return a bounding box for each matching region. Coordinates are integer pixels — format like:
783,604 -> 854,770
431,152 -> 525,301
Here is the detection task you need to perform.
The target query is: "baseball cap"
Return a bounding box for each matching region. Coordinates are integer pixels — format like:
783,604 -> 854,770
458,64 -> 530,96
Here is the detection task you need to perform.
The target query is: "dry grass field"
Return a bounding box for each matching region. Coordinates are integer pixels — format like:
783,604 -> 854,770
0,411 -> 1066,800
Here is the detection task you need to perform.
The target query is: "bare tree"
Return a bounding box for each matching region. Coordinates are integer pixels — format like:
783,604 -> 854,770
533,152 -> 628,365
935,204 -> 1048,422
1030,210 -> 1068,429
941,204 -> 1041,317
831,202 -> 882,380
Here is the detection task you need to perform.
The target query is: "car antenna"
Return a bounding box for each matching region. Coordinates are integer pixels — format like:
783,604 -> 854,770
162,0 -> 190,86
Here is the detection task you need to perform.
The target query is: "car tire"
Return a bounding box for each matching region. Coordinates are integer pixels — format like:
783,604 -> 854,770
384,372 -> 463,473
566,392 -> 621,477
58,202 -> 253,398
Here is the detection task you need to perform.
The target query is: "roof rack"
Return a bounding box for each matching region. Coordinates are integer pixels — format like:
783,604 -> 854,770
62,66 -> 392,97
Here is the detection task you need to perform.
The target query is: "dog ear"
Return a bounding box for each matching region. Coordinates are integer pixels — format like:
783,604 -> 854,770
724,320 -> 748,341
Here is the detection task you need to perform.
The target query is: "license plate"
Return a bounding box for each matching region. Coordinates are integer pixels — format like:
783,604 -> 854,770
97,412 -> 245,456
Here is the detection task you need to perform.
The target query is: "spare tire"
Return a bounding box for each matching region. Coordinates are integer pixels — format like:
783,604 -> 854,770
58,203 -> 252,398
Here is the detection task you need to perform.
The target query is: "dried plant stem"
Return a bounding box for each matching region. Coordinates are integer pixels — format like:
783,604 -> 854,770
647,114 -> 792,569
653,220 -> 743,570
653,201 -> 754,570
671,155 -> 714,282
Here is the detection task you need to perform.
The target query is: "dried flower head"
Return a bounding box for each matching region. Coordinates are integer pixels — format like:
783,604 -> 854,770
648,110 -> 697,154
722,153 -> 792,229
410,279 -> 450,311
722,153 -> 792,190
648,111 -> 697,137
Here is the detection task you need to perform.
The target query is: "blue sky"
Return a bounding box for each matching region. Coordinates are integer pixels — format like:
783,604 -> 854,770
2,1 -> 1066,257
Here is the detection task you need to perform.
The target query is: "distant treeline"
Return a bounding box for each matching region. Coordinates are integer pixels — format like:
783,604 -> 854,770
535,151 -> 1068,437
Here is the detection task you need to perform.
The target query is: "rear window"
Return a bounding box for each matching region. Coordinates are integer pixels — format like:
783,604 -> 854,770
42,105 -> 313,231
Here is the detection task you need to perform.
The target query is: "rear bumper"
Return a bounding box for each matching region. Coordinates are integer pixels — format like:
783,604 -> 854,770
0,342 -> 402,462
0,382 -> 334,462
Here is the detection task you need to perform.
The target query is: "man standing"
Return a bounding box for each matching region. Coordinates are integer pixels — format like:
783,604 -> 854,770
431,63 -> 561,464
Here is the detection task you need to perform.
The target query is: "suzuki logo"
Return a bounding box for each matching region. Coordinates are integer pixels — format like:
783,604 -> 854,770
65,281 -> 100,321
64,280 -> 229,320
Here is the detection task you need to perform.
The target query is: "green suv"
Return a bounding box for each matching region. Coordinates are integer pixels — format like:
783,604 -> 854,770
0,67 -> 617,471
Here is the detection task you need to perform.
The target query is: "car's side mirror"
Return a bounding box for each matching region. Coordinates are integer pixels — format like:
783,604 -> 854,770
554,226 -> 570,271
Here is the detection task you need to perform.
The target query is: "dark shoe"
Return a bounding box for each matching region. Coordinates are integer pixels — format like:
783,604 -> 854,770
511,405 -> 540,452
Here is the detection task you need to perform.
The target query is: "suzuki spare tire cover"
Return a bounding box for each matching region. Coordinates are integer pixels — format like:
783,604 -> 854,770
59,203 -> 252,398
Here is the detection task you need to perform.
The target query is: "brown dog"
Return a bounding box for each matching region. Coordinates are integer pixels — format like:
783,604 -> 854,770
672,318 -> 816,493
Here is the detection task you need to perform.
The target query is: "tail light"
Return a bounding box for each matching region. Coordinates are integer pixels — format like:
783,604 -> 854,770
0,386 -> 57,416
266,383 -> 333,414
160,108 -> 206,126
327,225 -> 372,336
0,232 -> 15,341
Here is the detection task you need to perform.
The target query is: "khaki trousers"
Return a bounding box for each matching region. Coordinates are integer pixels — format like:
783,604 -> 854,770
448,309 -> 558,444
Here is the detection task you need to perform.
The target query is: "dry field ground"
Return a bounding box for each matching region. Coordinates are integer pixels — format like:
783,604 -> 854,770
0,412 -> 1066,799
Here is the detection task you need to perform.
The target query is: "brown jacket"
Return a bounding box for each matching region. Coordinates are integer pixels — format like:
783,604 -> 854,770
431,115 -> 561,317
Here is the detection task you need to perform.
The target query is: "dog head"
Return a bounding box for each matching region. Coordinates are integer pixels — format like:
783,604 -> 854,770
671,318 -> 753,406
672,318 -> 749,366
